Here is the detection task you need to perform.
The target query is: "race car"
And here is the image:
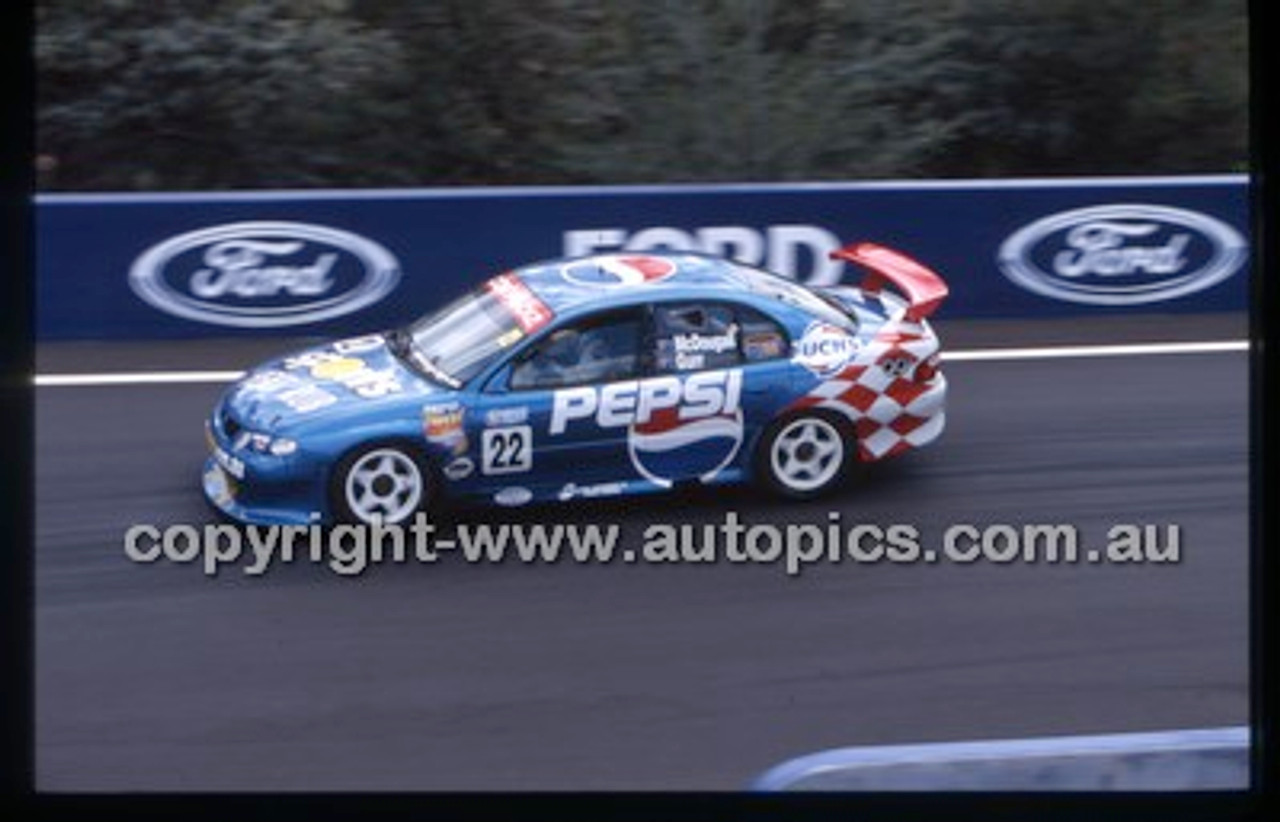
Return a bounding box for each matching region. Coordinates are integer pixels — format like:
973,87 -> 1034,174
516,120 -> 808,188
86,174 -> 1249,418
202,243 -> 948,526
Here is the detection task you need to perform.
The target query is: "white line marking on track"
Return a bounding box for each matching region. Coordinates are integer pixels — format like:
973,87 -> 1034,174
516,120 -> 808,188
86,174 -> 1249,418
942,339 -> 1248,362
35,370 -> 246,387
32,339 -> 1248,387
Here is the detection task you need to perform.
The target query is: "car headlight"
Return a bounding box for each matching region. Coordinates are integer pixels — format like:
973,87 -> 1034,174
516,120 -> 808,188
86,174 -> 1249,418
269,438 -> 298,456
234,430 -> 298,456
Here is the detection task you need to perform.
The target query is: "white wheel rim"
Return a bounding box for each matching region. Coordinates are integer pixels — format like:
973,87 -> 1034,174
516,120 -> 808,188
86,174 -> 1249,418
344,448 -> 424,524
770,417 -> 844,493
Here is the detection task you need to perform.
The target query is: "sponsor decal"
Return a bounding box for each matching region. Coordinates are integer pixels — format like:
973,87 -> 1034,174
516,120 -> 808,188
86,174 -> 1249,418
563,225 -> 845,285
485,406 -> 530,427
309,356 -> 366,380
278,384 -> 337,413
549,369 -> 743,435
481,425 -> 533,475
283,349 -> 402,398
743,330 -> 786,361
423,402 -> 464,438
549,370 -> 745,487
423,404 -> 463,435
485,273 -> 554,332
283,350 -> 335,370
423,403 -> 468,456
496,327 -> 525,348
560,255 -> 678,288
443,456 -> 475,481
628,408 -> 744,488
493,486 -> 533,507
558,481 -> 628,501
998,204 -> 1247,306
129,221 -> 400,327
241,369 -> 299,393
669,326 -> 738,371
793,321 -> 861,377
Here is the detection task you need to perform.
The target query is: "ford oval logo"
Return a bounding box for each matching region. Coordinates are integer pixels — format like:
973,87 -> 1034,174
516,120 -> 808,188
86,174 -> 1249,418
129,221 -> 400,327
997,204 -> 1246,306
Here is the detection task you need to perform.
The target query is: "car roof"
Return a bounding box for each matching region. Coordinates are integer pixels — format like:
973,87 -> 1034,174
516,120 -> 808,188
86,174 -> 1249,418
508,252 -> 774,314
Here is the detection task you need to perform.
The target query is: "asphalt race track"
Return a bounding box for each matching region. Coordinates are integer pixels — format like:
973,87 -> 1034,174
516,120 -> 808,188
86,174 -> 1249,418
35,313 -> 1250,790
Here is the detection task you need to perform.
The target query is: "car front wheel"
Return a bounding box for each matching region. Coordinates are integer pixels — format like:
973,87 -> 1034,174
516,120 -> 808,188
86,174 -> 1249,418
332,444 -> 431,525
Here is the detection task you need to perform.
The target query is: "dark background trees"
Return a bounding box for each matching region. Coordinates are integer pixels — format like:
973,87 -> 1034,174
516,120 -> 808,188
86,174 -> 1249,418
35,0 -> 1248,191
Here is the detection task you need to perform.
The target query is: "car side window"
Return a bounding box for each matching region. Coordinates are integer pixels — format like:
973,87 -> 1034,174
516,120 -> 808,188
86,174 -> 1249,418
652,301 -> 788,372
736,305 -> 789,363
509,310 -> 642,391
652,303 -> 739,373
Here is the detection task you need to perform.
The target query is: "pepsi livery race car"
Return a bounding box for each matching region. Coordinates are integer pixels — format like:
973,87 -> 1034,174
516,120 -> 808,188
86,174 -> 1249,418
203,243 -> 949,525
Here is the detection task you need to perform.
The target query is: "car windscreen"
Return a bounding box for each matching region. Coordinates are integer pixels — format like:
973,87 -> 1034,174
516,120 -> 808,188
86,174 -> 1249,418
405,276 -> 552,386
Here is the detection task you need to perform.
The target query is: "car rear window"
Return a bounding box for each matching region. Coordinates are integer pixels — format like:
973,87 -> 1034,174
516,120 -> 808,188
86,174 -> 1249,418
731,264 -> 858,331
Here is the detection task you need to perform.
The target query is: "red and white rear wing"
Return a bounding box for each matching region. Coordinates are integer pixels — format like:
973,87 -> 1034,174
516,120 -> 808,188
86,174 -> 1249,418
829,242 -> 949,322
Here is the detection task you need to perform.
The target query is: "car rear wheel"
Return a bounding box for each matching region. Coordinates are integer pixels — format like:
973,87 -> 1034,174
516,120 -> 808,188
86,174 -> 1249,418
758,412 -> 852,499
332,444 -> 430,525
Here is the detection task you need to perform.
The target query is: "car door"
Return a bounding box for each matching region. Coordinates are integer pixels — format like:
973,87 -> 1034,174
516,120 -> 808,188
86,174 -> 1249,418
635,299 -> 793,487
469,306 -> 647,501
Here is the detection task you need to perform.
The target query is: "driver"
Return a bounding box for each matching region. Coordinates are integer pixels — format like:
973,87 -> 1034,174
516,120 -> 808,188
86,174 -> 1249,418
514,326 -> 617,388
523,328 -> 581,386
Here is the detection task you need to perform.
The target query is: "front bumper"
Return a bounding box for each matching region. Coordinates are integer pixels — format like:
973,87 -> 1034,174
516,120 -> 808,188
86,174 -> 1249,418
203,412 -> 327,526
201,457 -> 322,526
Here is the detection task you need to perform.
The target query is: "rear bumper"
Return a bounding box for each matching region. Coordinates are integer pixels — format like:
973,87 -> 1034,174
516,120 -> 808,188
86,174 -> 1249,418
855,371 -> 947,461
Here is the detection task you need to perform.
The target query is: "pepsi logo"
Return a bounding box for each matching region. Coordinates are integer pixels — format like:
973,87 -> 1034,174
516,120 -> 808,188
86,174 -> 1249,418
549,370 -> 742,435
561,255 -> 678,288
628,406 -> 744,487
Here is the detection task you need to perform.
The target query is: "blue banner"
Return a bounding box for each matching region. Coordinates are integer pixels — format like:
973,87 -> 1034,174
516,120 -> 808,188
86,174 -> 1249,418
36,176 -> 1249,339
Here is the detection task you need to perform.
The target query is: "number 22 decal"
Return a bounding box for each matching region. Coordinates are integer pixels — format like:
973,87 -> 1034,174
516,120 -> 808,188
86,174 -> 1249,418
482,426 -> 532,475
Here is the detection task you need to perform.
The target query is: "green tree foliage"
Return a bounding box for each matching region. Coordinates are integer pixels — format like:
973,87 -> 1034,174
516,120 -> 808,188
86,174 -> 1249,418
37,0 -> 413,188
36,0 -> 1248,190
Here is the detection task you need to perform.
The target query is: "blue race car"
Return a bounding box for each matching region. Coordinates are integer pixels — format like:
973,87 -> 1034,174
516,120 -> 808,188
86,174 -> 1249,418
203,243 -> 949,525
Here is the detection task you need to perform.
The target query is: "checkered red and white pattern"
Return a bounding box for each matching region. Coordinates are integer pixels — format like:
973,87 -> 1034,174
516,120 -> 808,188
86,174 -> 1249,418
788,318 -> 946,461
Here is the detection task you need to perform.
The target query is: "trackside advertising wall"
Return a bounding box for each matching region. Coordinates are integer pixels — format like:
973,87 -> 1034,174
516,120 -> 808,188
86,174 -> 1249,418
36,176 -> 1249,340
